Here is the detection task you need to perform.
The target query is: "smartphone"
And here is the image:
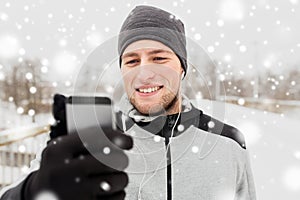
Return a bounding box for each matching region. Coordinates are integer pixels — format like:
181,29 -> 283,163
66,96 -> 115,134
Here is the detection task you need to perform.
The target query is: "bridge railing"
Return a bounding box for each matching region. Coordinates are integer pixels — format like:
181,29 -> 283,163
0,125 -> 50,189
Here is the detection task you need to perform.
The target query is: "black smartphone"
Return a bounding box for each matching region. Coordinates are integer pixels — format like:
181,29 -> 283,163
65,96 -> 115,134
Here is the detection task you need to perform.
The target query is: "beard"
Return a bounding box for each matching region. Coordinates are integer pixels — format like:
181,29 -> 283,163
129,88 -> 180,116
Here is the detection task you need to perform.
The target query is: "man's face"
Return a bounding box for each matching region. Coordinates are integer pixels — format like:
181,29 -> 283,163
121,40 -> 183,115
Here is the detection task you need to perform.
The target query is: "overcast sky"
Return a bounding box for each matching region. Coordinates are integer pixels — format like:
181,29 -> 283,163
0,0 -> 299,83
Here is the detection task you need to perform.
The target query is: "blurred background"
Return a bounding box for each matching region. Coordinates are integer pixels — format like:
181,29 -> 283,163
0,0 -> 299,199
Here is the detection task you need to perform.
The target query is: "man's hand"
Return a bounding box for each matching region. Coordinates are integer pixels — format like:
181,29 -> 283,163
23,127 -> 133,200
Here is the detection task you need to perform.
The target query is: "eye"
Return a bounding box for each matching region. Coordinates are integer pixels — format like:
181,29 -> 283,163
153,57 -> 167,61
125,59 -> 139,65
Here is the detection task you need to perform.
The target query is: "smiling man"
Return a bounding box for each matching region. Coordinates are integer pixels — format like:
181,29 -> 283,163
0,5 -> 256,200
114,5 -> 257,200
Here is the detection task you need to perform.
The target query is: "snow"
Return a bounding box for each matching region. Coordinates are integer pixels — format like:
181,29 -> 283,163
207,46 -> 215,53
34,191 -> 59,200
100,181 -> 111,191
177,124 -> 185,132
193,33 -> 201,41
154,135 -> 161,142
239,45 -> 247,52
191,146 -> 199,153
103,147 -> 111,155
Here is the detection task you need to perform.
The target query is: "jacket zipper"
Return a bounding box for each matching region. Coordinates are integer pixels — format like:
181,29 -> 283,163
166,141 -> 172,200
164,115 -> 177,200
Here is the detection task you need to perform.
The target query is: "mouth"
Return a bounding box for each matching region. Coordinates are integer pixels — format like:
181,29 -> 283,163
135,85 -> 164,96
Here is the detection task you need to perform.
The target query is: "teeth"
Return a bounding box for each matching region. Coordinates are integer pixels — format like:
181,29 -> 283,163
138,86 -> 160,93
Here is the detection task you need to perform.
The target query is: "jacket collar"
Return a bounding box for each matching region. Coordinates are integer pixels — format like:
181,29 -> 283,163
115,94 -> 202,137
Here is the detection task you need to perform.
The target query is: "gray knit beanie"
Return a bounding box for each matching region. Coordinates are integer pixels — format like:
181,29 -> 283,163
118,5 -> 188,76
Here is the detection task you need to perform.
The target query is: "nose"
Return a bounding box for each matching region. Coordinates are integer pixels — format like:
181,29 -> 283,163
136,64 -> 155,82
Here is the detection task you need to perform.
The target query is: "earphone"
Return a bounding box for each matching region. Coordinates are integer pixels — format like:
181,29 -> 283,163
181,73 -> 184,80
137,74 -> 183,199
137,104 -> 181,200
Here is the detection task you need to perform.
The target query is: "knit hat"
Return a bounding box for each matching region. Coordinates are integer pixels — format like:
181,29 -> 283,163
118,5 -> 188,76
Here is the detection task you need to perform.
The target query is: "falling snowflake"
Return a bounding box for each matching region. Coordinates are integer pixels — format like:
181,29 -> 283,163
28,109 -> 35,116
59,39 -> 67,47
24,5 -> 29,11
0,12 -> 8,21
74,177 -> 81,183
207,46 -> 215,53
80,7 -> 85,13
64,158 -> 70,164
239,45 -> 247,52
217,19 -> 224,27
41,66 -> 48,73
191,146 -> 199,153
103,146 -> 111,155
224,54 -> 231,62
177,124 -> 185,132
100,181 -> 111,191
256,27 -> 262,32
17,107 -> 24,114
238,98 -> 245,106
282,166 -> 300,191
218,74 -> 225,81
18,145 -> 26,153
25,72 -> 33,80
194,33 -> 201,40
34,191 -> 59,200
110,7 -> 116,12
208,121 -> 215,129
294,151 -> 300,160
29,86 -> 37,94
290,0 -> 299,5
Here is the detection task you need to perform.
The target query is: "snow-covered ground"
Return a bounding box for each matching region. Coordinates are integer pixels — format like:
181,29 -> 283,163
1,100 -> 300,199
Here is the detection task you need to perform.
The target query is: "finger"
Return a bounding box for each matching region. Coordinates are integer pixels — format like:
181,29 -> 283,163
90,172 -> 128,196
44,127 -> 132,162
43,133 -> 89,161
52,94 -> 66,121
64,152 -> 129,175
98,191 -> 126,200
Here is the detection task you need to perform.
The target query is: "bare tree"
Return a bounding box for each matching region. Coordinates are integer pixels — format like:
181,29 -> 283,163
1,59 -> 54,122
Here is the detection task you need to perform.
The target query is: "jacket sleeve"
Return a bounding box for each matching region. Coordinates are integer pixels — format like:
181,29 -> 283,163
0,147 -> 43,200
0,178 -> 27,200
235,150 -> 257,200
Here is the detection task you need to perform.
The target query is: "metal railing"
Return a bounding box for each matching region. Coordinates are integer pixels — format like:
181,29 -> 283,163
0,125 -> 50,189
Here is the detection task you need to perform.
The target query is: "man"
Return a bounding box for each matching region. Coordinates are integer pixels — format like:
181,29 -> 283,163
0,5 -> 256,200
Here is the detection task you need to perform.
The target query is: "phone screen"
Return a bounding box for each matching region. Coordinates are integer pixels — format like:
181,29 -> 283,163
66,96 -> 114,134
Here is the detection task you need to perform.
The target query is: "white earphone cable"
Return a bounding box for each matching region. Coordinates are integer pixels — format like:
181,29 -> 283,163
137,74 -> 183,199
